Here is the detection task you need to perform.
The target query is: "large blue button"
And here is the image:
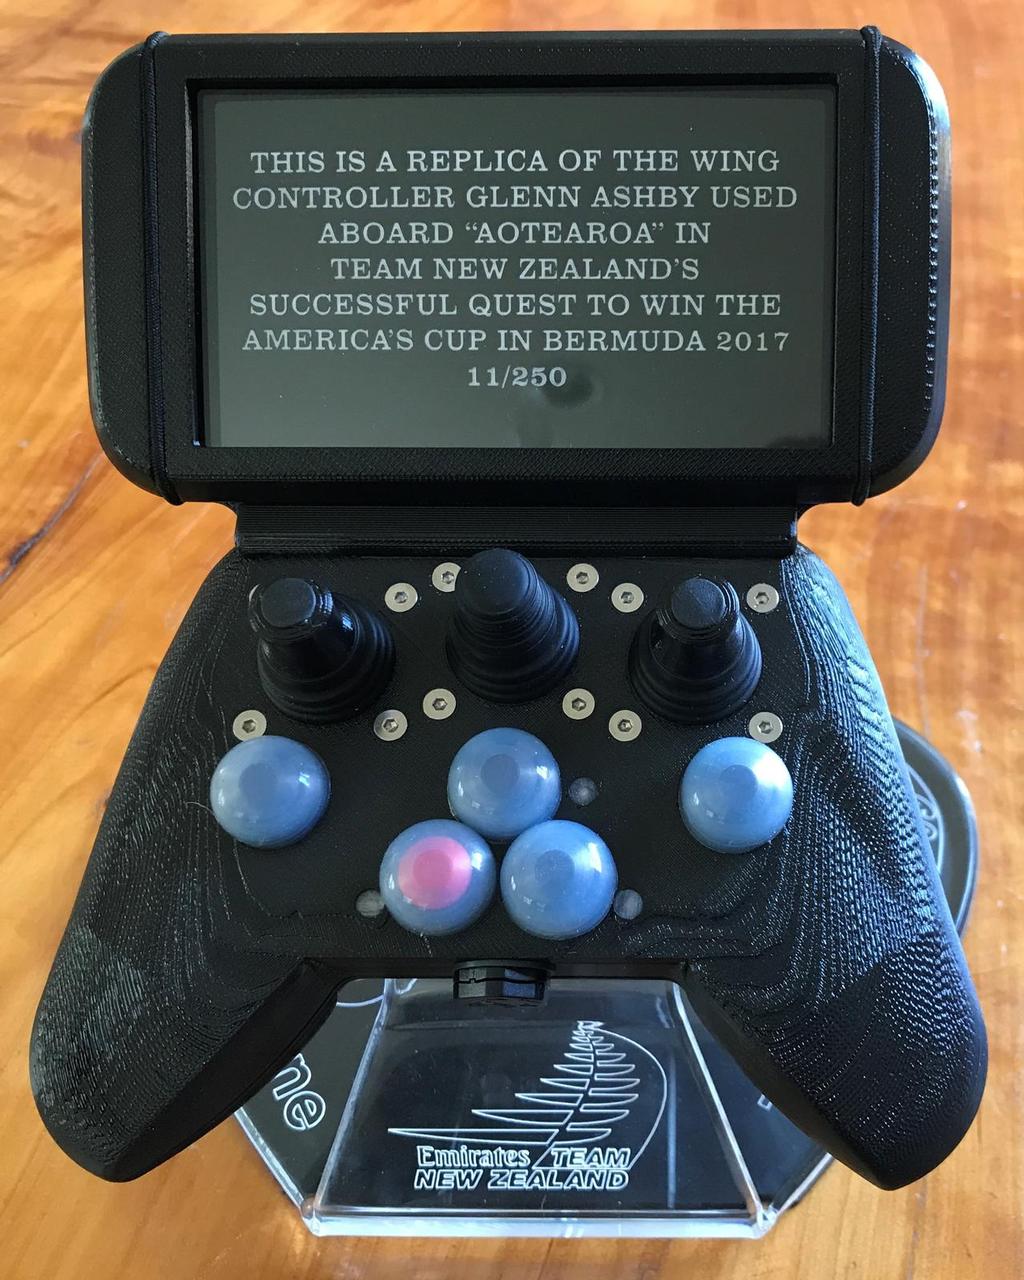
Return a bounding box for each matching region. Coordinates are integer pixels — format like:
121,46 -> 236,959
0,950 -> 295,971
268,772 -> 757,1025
210,735 -> 330,848
380,819 -> 496,936
448,728 -> 561,841
501,820 -> 617,940
680,737 -> 793,854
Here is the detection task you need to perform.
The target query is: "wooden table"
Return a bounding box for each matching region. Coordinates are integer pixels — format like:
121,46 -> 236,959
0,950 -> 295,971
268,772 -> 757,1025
1,2 -> 1021,1276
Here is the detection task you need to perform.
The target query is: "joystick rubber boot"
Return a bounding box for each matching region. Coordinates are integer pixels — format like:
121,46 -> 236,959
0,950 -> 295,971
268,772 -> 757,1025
629,576 -> 761,723
447,549 -> 579,702
249,577 -> 394,722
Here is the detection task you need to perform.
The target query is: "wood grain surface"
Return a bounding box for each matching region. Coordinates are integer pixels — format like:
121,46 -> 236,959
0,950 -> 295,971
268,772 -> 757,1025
0,2 -> 1021,1277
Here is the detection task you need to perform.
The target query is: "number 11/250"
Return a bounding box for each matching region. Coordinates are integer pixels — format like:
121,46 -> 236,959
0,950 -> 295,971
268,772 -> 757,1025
468,366 -> 568,389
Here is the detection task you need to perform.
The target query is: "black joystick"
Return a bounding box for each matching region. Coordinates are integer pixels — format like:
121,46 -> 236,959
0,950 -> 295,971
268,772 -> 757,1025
447,549 -> 579,702
629,576 -> 762,723
248,577 -> 394,722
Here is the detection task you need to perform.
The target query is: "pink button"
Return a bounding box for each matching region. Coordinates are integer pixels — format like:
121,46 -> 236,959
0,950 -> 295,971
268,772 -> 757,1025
397,836 -> 474,909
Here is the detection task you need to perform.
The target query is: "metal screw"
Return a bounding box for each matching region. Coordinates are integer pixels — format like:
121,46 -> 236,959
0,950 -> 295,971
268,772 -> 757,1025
374,709 -> 408,741
613,889 -> 644,920
355,889 -> 386,919
749,711 -> 784,743
423,688 -> 456,720
569,777 -> 599,806
746,583 -> 780,613
431,562 -> 461,593
562,688 -> 595,720
609,709 -> 642,742
232,709 -> 267,741
385,582 -> 418,612
611,583 -> 645,613
567,562 -> 599,593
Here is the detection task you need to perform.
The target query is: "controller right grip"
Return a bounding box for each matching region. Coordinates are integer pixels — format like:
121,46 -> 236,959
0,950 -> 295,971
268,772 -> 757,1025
684,918 -> 986,1189
680,548 -> 987,1188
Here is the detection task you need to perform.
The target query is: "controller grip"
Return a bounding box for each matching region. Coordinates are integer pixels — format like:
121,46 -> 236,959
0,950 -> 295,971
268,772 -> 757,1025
30,552 -> 342,1179
31,934 -> 341,1180
685,923 -> 986,1189
682,548 -> 986,1188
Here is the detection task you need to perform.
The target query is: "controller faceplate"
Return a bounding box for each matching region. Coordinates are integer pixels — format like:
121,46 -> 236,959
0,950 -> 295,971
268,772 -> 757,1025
215,550 -> 795,957
30,545 -> 986,1188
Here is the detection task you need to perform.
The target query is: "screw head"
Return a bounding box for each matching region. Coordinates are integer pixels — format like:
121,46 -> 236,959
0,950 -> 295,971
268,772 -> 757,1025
385,582 -> 418,613
431,562 -> 461,593
567,562 -> 599,593
232,709 -> 267,741
748,711 -> 784,743
562,688 -> 595,720
423,688 -> 457,720
609,709 -> 642,742
746,583 -> 780,614
612,583 -> 645,613
374,709 -> 408,741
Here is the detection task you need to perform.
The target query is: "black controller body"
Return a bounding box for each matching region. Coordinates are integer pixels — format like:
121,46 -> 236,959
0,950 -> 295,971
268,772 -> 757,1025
30,27 -> 986,1193
31,543 -> 986,1187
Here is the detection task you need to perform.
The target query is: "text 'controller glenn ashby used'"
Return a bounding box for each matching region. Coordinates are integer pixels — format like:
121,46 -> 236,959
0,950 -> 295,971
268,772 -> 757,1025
30,29 -> 986,1190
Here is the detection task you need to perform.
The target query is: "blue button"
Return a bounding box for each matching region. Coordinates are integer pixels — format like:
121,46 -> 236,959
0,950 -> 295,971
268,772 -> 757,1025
448,728 -> 561,841
380,819 -> 496,936
210,735 -> 330,848
501,820 -> 617,940
680,737 -> 793,854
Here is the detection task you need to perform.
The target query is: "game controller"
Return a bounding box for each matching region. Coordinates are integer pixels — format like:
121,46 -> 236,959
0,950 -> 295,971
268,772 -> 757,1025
31,542 -> 986,1187
30,29 -> 986,1190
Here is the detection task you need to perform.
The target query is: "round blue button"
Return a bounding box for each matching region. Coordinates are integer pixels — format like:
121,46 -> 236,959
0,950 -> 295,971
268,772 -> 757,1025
210,735 -> 330,849
380,819 -> 496,936
501,820 -> 617,940
448,728 -> 561,841
680,737 -> 793,854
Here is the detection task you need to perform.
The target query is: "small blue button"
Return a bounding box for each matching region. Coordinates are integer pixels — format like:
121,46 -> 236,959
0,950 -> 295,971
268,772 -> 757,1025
680,737 -> 793,854
448,728 -> 561,841
501,820 -> 617,940
380,819 -> 496,936
210,735 -> 330,849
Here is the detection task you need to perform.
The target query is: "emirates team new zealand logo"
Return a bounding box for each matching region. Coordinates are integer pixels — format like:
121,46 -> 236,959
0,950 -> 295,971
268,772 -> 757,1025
389,1020 -> 668,1192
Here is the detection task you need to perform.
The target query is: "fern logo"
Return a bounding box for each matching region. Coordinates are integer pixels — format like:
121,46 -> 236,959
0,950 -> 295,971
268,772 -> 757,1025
389,1020 -> 667,1193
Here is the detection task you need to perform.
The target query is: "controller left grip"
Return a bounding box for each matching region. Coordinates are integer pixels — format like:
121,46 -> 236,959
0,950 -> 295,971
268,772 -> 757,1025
31,930 -> 340,1180
29,551 -> 342,1179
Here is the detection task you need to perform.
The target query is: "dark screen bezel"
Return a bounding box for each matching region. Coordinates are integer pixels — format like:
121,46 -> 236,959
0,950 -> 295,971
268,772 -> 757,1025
149,35 -> 867,504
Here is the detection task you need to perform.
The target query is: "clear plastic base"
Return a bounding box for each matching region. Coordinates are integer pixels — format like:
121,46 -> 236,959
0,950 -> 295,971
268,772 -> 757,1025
252,978 -> 831,1238
236,721 -> 976,1238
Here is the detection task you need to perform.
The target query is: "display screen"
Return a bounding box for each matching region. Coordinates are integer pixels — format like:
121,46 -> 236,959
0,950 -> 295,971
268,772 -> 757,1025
198,87 -> 836,449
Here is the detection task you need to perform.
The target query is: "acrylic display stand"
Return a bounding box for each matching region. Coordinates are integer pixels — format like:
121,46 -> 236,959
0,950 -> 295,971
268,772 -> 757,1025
237,721 -> 977,1238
